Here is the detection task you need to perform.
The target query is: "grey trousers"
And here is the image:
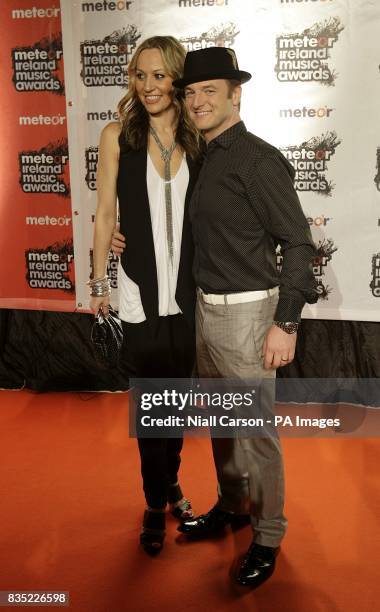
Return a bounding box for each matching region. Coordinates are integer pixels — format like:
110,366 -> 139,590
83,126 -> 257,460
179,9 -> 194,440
196,290 -> 287,547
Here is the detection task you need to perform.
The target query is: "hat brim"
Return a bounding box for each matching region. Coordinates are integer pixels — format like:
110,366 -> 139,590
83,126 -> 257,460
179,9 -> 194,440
173,70 -> 252,89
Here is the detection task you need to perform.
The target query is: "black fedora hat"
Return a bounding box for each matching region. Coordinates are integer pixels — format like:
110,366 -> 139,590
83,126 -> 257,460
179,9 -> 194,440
173,47 -> 252,88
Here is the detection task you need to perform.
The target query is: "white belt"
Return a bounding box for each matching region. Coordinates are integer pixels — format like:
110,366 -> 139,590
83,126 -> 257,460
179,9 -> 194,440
198,286 -> 279,305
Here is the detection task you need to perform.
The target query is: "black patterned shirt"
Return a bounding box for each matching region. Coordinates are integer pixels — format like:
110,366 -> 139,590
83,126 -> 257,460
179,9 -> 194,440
189,121 -> 318,322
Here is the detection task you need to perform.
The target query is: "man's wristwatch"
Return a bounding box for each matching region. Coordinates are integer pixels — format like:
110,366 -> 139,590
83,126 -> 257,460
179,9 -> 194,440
273,321 -> 299,334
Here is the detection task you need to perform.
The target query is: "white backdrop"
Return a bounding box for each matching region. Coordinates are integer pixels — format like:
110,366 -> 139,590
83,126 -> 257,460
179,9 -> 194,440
61,0 -> 380,321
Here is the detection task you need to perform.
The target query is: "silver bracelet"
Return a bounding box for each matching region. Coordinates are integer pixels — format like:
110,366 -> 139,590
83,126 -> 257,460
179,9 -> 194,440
87,275 -> 111,297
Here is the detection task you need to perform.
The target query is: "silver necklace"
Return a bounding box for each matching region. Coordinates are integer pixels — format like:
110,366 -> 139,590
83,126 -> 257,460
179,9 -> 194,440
149,126 -> 177,264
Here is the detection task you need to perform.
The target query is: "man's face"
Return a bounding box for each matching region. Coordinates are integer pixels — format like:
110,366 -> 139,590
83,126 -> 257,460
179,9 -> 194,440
184,79 -> 241,141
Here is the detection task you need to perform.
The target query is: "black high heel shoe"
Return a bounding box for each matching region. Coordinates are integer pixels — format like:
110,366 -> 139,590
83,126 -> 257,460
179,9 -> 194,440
168,483 -> 194,522
140,509 -> 166,555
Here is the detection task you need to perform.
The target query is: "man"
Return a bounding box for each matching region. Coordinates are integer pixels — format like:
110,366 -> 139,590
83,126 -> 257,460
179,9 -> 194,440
112,47 -> 317,588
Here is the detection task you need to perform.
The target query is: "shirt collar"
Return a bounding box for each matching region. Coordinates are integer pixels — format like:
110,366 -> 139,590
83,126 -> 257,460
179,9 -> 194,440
208,121 -> 247,150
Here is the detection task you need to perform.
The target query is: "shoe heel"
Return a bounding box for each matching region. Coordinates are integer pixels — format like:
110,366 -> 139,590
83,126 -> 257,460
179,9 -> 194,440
140,509 -> 165,555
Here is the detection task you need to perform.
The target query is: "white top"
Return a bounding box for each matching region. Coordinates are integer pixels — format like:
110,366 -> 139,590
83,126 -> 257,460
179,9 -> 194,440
118,153 -> 189,323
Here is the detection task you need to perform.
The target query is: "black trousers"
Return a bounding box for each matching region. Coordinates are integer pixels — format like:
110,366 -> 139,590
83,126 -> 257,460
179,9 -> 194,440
122,314 -> 195,509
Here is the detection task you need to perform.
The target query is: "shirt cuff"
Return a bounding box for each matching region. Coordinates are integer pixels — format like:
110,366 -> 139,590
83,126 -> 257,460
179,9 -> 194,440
274,297 -> 304,323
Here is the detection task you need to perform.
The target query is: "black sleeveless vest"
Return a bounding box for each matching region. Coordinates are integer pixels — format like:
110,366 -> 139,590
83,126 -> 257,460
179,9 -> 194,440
116,134 -> 201,332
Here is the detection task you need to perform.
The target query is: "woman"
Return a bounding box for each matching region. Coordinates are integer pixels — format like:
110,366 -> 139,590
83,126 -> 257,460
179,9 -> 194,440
89,36 -> 201,555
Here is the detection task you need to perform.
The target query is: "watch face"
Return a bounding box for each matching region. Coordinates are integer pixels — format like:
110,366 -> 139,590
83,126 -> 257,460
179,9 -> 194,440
285,323 -> 298,334
275,321 -> 298,334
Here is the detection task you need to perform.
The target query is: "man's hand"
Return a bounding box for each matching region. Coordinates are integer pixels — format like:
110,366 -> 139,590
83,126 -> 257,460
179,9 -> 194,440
263,325 -> 297,370
111,223 -> 126,256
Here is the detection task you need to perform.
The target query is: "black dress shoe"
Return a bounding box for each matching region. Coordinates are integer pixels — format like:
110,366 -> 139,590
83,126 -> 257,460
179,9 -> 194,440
236,542 -> 279,588
177,505 -> 236,537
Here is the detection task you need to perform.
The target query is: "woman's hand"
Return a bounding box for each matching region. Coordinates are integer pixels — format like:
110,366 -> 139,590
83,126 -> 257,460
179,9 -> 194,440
89,294 -> 110,317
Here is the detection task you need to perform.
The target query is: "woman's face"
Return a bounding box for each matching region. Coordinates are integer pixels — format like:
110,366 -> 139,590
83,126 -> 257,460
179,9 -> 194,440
134,48 -> 175,116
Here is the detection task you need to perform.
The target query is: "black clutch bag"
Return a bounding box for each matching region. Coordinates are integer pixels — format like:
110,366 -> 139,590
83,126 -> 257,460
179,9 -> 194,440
91,307 -> 123,367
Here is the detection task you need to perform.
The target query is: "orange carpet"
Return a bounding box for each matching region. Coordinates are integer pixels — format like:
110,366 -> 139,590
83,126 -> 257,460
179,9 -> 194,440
0,389 -> 378,612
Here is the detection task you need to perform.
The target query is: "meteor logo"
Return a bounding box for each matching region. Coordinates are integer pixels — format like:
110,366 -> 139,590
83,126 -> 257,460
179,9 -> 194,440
85,147 -> 99,190
19,140 -> 70,197
275,17 -> 344,85
180,22 -> 239,52
26,239 -> 74,292
313,238 -> 337,299
179,0 -> 229,6
80,27 -> 141,87
12,32 -> 64,94
280,131 -> 341,196
277,237 -> 337,300
81,1 -> 133,11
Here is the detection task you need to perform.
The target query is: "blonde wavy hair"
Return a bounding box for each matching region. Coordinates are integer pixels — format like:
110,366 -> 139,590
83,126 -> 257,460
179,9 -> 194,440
118,36 -> 200,159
